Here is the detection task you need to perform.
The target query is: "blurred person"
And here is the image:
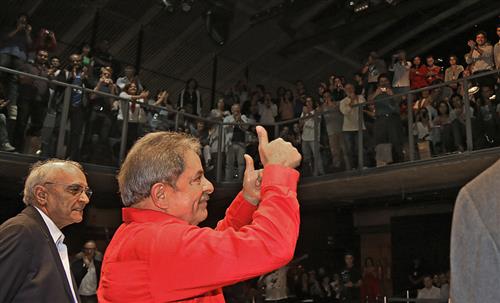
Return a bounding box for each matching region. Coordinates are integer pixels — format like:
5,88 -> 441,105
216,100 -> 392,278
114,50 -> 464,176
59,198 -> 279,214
476,85 -> 499,147
323,91 -> 347,170
409,56 -> 427,89
494,24 -> 500,69
330,77 -> 346,101
439,272 -> 449,300
413,89 -> 437,120
0,87 -> 15,151
444,55 -> 464,82
465,31 -> 494,74
279,89 -> 295,121
361,257 -> 381,303
449,94 -> 471,152
211,97 -> 230,120
147,90 -> 172,131
71,240 -> 102,303
178,78 -> 203,116
85,66 -> 117,161
118,82 -> 149,148
361,51 -> 387,96
407,258 -> 425,296
64,53 -> 91,160
432,101 -> 453,154
340,83 -> 366,170
116,64 -> 143,92
92,40 -> 113,79
339,253 -> 362,303
32,28 -> 57,54
259,92 -> 278,125
451,159 -> 500,303
80,42 -> 93,70
0,13 -> 33,121
0,159 -> 91,303
417,275 -> 440,299
465,31 -> 496,89
353,73 -> 365,96
388,49 -> 412,95
300,97 -> 324,175
97,128 -> 302,302
14,49 -> 50,153
369,74 -> 404,166
317,82 -> 328,104
192,120 -> 212,170
223,104 -> 248,181
414,108 -> 433,159
420,55 -> 442,86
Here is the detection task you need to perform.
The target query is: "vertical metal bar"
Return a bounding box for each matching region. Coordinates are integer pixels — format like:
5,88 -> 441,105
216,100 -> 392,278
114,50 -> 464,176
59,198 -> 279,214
174,111 -> 180,131
135,26 -> 144,73
313,113 -> 320,176
216,122 -> 224,183
407,93 -> 415,161
274,124 -> 279,140
210,54 -> 218,110
119,100 -> 129,164
56,87 -> 71,158
357,105 -> 364,170
462,79 -> 473,152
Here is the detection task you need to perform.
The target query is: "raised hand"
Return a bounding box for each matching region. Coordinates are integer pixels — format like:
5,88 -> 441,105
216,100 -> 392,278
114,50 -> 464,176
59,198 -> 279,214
242,154 -> 262,205
256,126 -> 301,168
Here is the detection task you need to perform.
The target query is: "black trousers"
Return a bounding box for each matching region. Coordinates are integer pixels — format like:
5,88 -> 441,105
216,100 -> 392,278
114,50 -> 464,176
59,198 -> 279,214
67,105 -> 86,160
14,96 -> 47,151
374,114 -> 404,162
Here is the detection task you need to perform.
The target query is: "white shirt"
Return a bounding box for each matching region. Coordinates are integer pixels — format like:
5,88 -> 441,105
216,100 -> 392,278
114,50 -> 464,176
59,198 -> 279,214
258,102 -> 278,124
339,95 -> 366,131
261,266 -> 288,301
118,92 -> 147,123
417,286 -> 441,299
389,61 -> 411,87
34,207 -> 78,303
300,110 -> 318,141
79,261 -> 97,296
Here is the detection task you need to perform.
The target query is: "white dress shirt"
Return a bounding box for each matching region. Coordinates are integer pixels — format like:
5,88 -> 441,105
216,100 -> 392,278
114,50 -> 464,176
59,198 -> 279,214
34,207 -> 79,303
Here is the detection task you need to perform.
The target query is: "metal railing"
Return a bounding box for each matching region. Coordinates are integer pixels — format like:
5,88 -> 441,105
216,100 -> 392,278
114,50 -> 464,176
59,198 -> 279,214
0,65 -> 498,183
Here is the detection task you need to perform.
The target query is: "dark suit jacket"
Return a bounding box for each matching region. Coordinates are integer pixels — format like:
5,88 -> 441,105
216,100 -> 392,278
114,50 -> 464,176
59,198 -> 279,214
0,206 -> 80,303
71,257 -> 102,290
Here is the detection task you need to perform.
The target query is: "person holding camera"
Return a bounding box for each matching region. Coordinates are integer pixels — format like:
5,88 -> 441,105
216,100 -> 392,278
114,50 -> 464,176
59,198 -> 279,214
0,13 -> 33,126
71,241 -> 102,303
223,103 -> 249,181
388,50 -> 412,95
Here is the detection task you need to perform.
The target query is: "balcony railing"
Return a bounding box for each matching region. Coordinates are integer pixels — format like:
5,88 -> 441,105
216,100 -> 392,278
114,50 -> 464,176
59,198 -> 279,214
0,65 -> 498,183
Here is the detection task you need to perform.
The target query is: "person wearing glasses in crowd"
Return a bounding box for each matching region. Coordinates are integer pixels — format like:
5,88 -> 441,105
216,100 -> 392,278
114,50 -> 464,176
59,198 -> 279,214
0,159 -> 92,303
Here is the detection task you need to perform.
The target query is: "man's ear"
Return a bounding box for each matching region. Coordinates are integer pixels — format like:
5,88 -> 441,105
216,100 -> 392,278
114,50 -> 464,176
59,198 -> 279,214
34,185 -> 48,206
150,182 -> 175,210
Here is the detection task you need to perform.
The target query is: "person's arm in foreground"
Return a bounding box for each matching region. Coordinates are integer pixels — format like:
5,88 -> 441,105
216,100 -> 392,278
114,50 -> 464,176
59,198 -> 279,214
151,126 -> 302,302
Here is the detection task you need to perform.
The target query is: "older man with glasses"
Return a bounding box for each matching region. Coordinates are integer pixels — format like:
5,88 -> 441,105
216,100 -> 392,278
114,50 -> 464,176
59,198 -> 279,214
0,158 -> 91,303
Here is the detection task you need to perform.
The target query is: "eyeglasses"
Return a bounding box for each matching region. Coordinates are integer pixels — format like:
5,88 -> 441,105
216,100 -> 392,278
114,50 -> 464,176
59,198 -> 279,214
44,182 -> 93,198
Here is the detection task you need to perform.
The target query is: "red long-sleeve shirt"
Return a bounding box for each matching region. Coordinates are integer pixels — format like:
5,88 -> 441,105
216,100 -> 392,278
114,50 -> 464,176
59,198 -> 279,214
97,164 -> 300,303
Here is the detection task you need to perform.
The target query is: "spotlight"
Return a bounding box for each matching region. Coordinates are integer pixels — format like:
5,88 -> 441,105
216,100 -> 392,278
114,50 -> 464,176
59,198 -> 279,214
353,1 -> 369,13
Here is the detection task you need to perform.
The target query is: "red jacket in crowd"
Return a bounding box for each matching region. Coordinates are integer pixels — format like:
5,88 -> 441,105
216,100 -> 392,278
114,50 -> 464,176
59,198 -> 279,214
98,165 -> 300,303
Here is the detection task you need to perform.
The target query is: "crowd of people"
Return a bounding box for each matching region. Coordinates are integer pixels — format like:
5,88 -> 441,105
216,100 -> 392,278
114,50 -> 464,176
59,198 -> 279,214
224,253 -> 450,303
1,13 -> 500,177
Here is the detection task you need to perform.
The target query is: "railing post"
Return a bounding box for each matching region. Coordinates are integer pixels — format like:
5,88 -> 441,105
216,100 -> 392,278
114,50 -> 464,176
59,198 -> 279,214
274,123 -> 279,140
407,93 -> 415,161
119,100 -> 129,164
313,113 -> 320,176
462,79 -> 474,152
357,105 -> 364,170
174,111 -> 180,131
216,122 -> 224,183
56,87 -> 71,159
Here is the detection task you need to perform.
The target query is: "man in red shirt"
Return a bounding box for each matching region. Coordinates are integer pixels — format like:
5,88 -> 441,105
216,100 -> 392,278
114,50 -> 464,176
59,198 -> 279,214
98,126 -> 302,303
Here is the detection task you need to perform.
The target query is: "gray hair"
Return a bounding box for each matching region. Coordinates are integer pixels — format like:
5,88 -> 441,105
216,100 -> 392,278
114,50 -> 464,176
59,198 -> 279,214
23,159 -> 84,205
117,131 -> 201,207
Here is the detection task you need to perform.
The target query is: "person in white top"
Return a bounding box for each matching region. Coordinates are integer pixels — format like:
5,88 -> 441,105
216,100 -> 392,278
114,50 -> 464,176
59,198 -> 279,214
340,83 -> 366,170
494,25 -> 500,69
118,82 -> 149,146
0,159 -> 91,302
258,93 -> 278,124
300,97 -> 324,175
389,50 -> 412,95
417,275 -> 441,299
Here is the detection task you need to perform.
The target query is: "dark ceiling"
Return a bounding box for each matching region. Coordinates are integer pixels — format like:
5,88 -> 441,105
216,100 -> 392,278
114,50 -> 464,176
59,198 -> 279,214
2,0 -> 500,100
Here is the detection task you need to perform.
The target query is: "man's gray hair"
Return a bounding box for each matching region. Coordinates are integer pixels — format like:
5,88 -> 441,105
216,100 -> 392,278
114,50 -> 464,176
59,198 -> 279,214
117,132 -> 201,207
23,159 -> 84,205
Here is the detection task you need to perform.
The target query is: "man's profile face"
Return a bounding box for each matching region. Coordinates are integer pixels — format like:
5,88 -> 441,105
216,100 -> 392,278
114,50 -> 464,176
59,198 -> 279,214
476,33 -> 486,46
166,150 -> 214,225
42,166 -> 90,228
